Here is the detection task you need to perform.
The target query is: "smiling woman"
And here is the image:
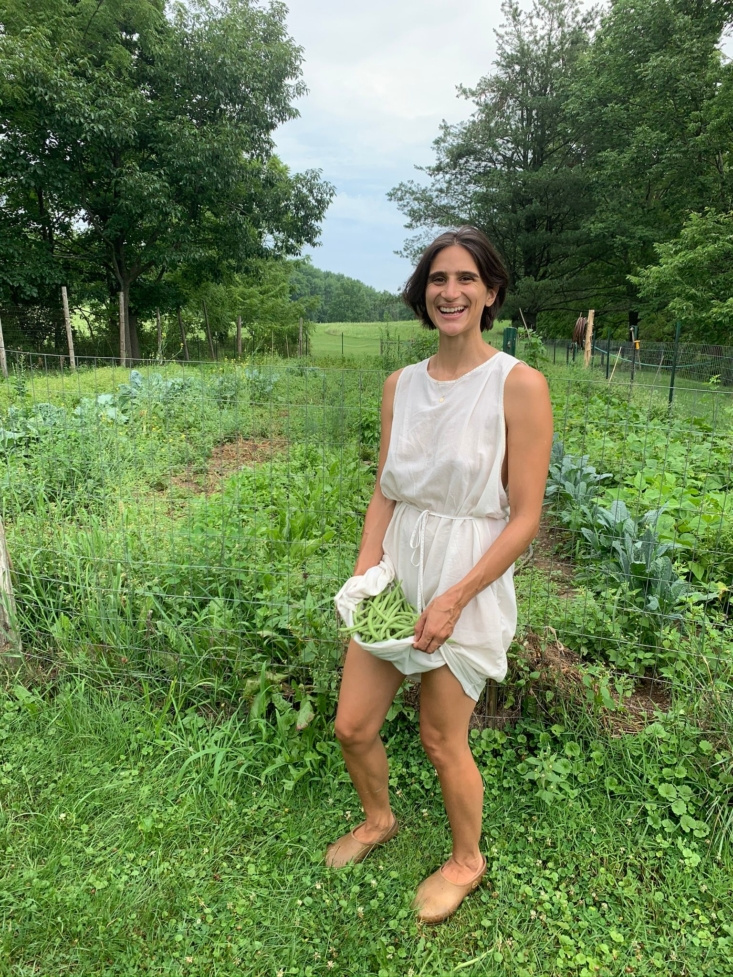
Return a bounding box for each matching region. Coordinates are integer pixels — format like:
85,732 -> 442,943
326,225 -> 553,925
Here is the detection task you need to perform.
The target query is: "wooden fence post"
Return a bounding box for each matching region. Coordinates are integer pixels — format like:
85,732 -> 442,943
156,308 -> 163,364
0,312 -> 8,379
298,317 -> 303,357
236,315 -> 242,360
61,286 -> 76,372
583,309 -> 595,368
0,517 -> 22,666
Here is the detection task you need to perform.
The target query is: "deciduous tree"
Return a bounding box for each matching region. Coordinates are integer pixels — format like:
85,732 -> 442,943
0,0 -> 333,353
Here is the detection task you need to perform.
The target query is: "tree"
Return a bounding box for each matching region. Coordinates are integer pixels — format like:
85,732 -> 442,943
565,0 -> 733,328
389,0 -> 597,328
0,0 -> 333,354
630,209 -> 733,344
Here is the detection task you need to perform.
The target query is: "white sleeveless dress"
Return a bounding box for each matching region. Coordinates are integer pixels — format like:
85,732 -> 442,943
379,351 -> 521,701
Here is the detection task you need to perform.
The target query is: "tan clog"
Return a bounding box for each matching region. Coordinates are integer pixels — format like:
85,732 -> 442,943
324,817 -> 399,869
412,856 -> 487,924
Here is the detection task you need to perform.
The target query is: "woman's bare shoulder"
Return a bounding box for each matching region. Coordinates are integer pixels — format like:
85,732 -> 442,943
383,367 -> 405,398
505,361 -> 549,397
504,362 -> 552,421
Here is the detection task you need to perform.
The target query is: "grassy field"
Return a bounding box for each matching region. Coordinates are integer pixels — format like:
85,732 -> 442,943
308,321 -> 423,359
1,323 -> 732,975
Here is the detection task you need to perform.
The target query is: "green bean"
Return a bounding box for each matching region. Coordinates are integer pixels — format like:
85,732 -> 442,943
341,581 -> 417,643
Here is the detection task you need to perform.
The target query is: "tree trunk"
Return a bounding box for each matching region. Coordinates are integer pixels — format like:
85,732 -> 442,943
202,301 -> 215,360
177,307 -> 189,361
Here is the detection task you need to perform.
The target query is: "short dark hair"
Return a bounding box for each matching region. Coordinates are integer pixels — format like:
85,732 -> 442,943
402,226 -> 509,332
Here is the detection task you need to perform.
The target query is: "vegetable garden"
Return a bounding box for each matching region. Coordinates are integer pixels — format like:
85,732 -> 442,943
1,329 -> 732,976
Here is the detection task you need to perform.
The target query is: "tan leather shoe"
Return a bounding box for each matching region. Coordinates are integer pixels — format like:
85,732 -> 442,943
412,856 -> 487,924
324,817 -> 399,869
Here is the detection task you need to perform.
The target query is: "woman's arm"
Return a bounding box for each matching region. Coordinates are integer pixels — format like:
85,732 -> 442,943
413,363 -> 553,654
352,369 -> 401,576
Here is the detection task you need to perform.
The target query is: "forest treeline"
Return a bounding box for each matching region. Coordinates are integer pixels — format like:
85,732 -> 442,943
391,0 -> 733,343
1,0 -> 732,353
289,262 -> 412,324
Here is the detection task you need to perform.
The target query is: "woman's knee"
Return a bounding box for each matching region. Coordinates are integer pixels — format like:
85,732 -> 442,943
420,724 -> 467,770
334,714 -> 381,751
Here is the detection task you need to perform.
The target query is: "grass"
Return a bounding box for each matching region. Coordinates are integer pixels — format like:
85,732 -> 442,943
1,325 -> 732,975
308,321 -> 423,359
1,677 -> 732,977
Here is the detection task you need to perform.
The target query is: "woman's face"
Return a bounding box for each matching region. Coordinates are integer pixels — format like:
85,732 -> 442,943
425,245 -> 497,336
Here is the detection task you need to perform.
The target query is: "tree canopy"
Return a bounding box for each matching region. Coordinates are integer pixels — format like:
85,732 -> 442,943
0,0 -> 333,353
391,0 -> 733,341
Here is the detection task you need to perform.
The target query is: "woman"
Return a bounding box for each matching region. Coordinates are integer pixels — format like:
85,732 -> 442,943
327,227 -> 553,924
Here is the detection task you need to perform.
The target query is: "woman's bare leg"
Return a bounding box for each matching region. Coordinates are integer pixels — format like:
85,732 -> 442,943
333,639 -> 405,841
419,666 -> 485,883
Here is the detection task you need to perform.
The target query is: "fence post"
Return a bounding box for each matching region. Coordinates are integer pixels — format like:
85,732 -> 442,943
606,329 -> 612,380
583,310 -> 595,368
156,308 -> 163,364
669,321 -> 682,406
0,516 -> 22,666
297,317 -> 302,358
341,332 -> 344,358
0,312 -> 8,380
61,286 -> 76,372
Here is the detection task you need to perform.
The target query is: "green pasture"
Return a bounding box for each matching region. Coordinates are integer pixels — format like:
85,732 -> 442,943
308,320 -> 423,359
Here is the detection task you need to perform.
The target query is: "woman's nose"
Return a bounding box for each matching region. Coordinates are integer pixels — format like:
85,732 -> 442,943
441,277 -> 460,299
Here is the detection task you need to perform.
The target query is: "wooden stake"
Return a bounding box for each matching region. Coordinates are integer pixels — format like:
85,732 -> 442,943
518,308 -> 532,338
236,315 -> 242,359
156,308 -> 163,364
61,286 -> 76,371
583,309 -> 595,368
177,307 -> 189,361
298,317 -> 303,357
118,291 -> 127,367
0,517 -> 22,665
0,312 -> 8,380
608,347 -> 622,385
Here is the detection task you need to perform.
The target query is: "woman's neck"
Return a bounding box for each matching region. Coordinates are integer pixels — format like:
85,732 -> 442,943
428,333 -> 497,381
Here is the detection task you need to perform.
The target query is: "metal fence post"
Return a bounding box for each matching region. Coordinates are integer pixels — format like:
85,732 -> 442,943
669,321 -> 682,406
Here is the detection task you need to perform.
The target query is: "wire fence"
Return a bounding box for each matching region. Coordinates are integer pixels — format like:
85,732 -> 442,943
0,349 -> 731,731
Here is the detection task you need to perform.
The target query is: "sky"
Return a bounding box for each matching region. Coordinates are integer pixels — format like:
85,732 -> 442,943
275,2 -> 733,294
274,0 -> 506,293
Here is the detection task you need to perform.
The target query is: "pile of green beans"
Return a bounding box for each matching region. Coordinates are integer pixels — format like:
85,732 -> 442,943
342,581 -> 417,643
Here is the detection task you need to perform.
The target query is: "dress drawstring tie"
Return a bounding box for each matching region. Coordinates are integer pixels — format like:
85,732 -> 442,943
409,509 -> 472,614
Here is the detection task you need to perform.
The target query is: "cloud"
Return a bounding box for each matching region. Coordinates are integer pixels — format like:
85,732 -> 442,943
275,0 -> 504,289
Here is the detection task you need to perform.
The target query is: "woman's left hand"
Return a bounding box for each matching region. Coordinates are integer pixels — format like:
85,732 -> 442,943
412,592 -> 462,654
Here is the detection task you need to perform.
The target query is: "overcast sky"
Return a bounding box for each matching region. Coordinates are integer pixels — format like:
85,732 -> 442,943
275,2 -> 732,294
275,0 -> 506,293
